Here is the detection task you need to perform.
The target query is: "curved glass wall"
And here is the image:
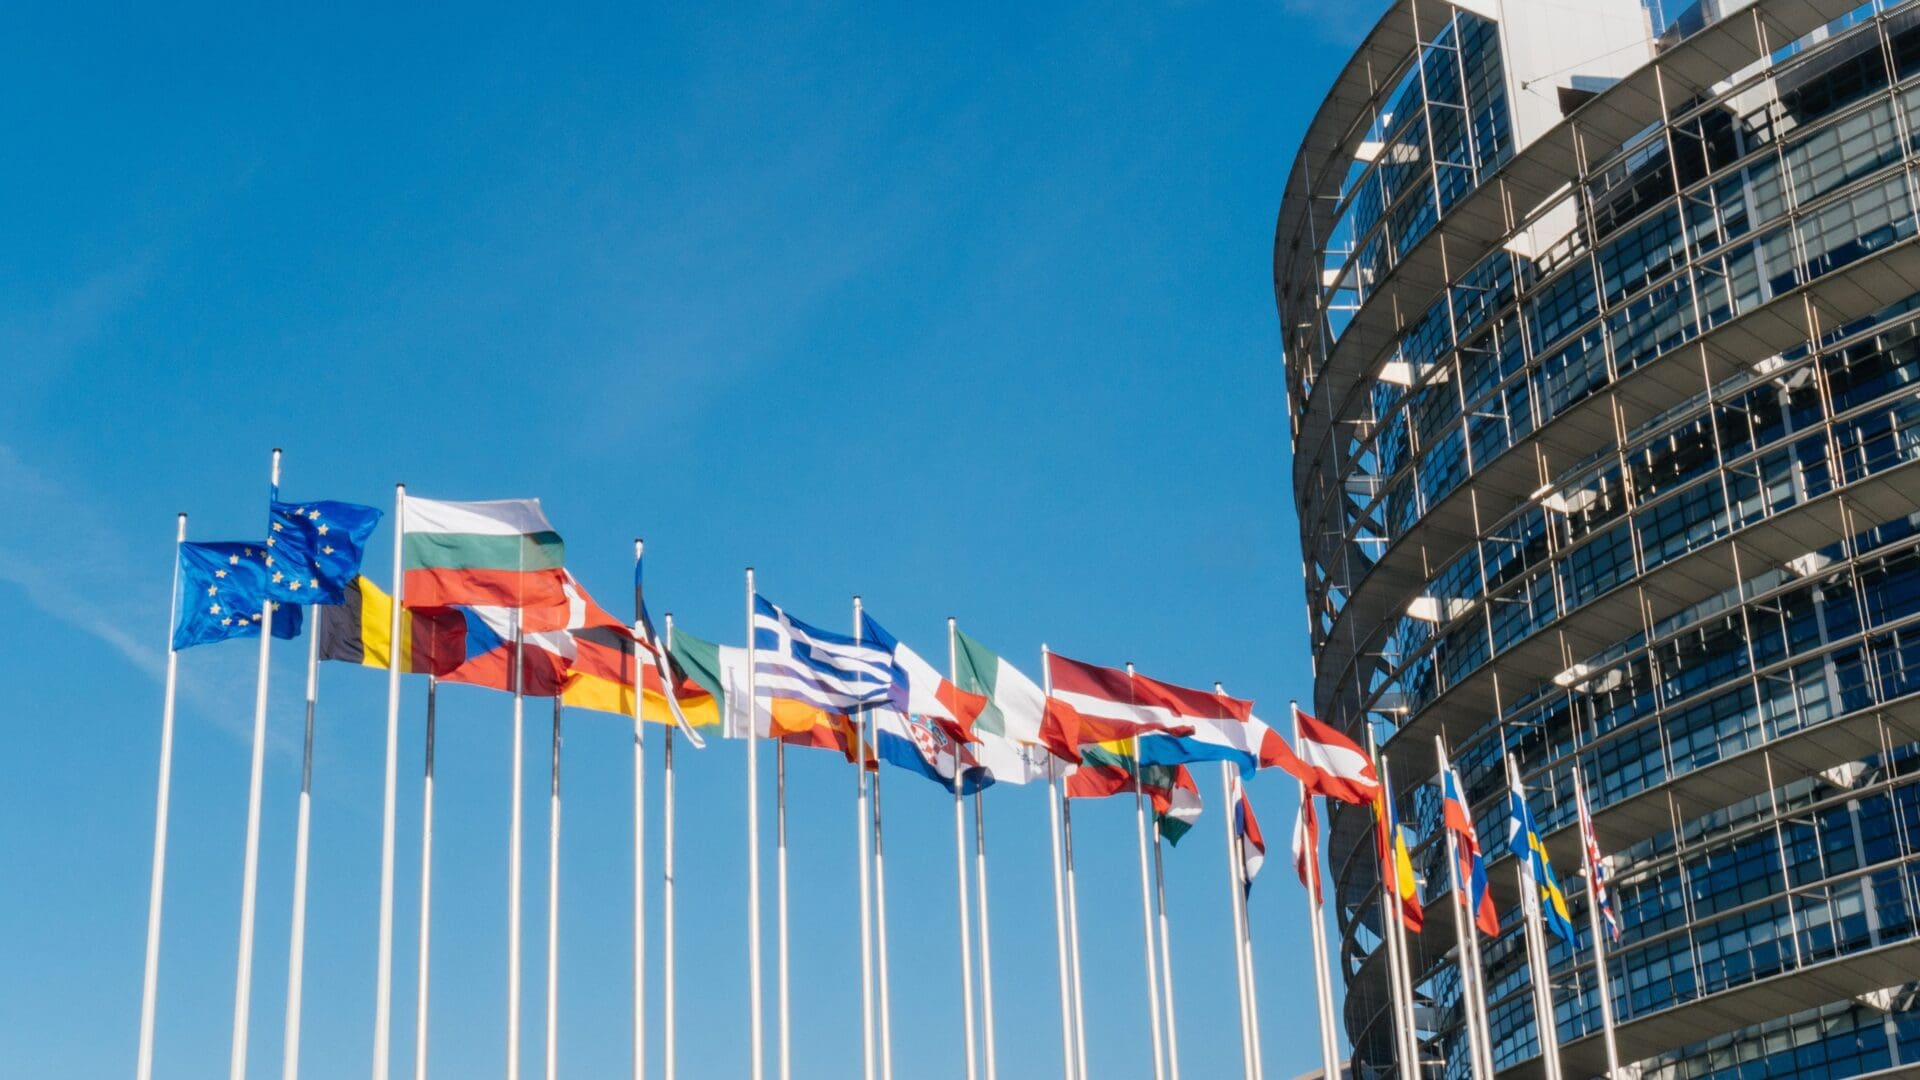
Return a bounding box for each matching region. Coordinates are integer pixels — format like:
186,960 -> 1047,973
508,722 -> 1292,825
1280,2 -> 1920,1078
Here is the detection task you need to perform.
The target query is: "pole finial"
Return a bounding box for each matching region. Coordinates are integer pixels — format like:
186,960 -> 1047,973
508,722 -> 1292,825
635,538 -> 646,559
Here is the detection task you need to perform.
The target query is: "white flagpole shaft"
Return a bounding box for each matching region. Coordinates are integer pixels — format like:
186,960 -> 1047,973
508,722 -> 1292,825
662,615 -> 680,1080
1131,735 -> 1168,1080
1219,766 -> 1255,1080
1433,740 -> 1487,1080
775,739 -> 791,1080
1368,732 -> 1416,1080
1241,895 -> 1265,1080
546,698 -> 562,1080
632,540 -> 649,1080
854,598 -> 876,1080
136,512 -> 186,1080
1153,818 -> 1181,1080
413,680 -> 438,1080
373,484 -> 406,1080
1508,755 -> 1562,1080
1045,646 -> 1089,1080
1292,705 -> 1339,1080
1574,771 -> 1624,1080
1465,905 -> 1496,1080
745,570 -> 764,1080
972,789 -> 999,1080
1044,755 -> 1077,1080
872,739 -> 895,1080
230,448 -> 283,1080
283,612 -> 322,1080
508,620 -> 526,1080
946,620 -> 979,1080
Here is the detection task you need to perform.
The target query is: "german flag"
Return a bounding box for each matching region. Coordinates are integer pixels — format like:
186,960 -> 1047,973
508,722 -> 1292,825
319,576 -> 464,675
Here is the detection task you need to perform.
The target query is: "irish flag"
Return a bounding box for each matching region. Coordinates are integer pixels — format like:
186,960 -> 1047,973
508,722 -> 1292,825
953,629 -> 1053,784
403,497 -> 573,631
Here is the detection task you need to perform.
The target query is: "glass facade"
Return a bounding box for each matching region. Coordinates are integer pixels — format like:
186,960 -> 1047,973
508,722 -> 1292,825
1278,2 -> 1920,1077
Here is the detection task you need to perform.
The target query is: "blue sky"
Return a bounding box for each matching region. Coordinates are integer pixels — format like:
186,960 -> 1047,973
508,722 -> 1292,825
0,2 -> 1377,1076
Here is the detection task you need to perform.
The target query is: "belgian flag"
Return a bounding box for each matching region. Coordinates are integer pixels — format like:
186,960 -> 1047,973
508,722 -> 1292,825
319,575 -> 465,675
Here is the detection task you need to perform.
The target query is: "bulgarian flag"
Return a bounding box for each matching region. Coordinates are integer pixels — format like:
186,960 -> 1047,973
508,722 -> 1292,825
403,497 -> 582,632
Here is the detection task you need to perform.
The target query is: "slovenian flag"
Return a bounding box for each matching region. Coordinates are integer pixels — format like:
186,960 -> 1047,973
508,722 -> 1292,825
1441,766 -> 1499,938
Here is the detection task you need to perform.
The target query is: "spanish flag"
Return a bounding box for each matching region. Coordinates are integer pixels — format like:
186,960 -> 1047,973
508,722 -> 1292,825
319,576 -> 464,675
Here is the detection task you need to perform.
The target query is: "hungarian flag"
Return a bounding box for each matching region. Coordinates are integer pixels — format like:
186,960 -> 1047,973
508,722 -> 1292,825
1287,706 -> 1381,805
1153,764 -> 1202,845
1292,788 -> 1320,903
318,576 -> 465,674
404,497 -> 606,632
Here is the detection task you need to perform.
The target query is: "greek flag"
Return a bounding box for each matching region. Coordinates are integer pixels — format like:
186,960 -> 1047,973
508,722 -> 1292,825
751,594 -> 892,714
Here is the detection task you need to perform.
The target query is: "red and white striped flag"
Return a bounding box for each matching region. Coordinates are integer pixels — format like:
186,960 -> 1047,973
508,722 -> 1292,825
1292,787 -> 1321,903
1287,705 -> 1380,805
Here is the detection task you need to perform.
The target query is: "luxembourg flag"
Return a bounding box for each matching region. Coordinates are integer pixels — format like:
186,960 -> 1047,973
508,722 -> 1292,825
1441,765 -> 1499,938
1287,705 -> 1381,805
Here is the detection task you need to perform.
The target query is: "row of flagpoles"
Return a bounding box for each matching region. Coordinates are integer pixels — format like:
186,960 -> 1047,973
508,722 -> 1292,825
1287,714 -> 1633,1080
135,452 -> 1318,1080
133,451 -> 1632,1080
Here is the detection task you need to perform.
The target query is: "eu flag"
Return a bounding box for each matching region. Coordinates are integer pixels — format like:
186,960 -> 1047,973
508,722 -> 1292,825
174,541 -> 304,650
267,499 -> 382,605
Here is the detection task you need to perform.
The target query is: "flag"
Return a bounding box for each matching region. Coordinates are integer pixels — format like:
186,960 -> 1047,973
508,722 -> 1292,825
1233,777 -> 1266,893
266,499 -> 382,605
439,605 -> 573,696
1131,685 -> 1295,777
871,705 -> 991,794
172,541 -> 303,650
1508,778 -> 1577,943
1046,652 -> 1193,737
861,614 -> 987,745
1441,765 -> 1498,938
751,595 -> 890,760
953,630 -> 1047,749
1374,781 -> 1424,933
1292,788 -> 1320,902
318,575 -> 464,674
1289,706 -> 1381,804
1155,764 -> 1202,845
402,497 -> 576,630
665,629 -> 744,734
561,624 -> 643,716
1575,778 -> 1618,943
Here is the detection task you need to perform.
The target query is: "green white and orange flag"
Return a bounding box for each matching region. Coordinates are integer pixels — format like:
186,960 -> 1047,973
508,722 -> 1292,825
952,628 -> 1053,784
403,497 -> 594,632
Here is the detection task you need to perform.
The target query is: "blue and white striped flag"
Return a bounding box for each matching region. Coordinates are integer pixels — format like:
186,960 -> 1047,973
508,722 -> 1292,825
751,594 -> 893,716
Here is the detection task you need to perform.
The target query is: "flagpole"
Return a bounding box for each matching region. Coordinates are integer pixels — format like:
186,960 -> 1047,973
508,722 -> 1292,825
1130,731 -> 1168,1080
373,483 -> 407,1080
662,613 -> 681,1080
1440,734 -> 1496,1080
1507,754 -> 1563,1080
870,696 -> 896,1080
413,678 -> 438,1080
1573,768 -> 1624,1080
1043,746 -> 1077,1080
1383,753 -> 1425,1079
1434,740 -> 1489,1080
1126,662 -> 1179,1080
745,569 -> 764,1080
775,736 -> 791,1080
946,620 -> 980,1080
973,787 -> 999,1080
1291,704 -> 1341,1080
508,613 -> 526,1080
631,542 -> 648,1080
1366,729 -> 1417,1080
1220,685 -> 1264,1080
135,511 -> 186,1080
229,447 -> 282,1080
281,603 -> 322,1080
1218,763 -> 1256,1080
545,696 -> 563,1080
1044,645 -> 1090,1080
851,597 -> 877,1080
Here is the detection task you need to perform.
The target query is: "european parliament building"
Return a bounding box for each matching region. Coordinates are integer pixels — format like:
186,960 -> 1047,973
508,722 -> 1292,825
1275,1 -> 1920,1077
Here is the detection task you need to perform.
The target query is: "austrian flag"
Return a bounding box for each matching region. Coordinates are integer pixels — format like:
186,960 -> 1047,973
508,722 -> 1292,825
1283,705 -> 1381,805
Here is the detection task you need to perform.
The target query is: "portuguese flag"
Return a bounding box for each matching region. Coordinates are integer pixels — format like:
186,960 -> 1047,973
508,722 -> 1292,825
403,497 -> 573,630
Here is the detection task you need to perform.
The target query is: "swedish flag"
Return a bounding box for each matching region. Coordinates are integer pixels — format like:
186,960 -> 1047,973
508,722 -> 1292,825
1507,786 -> 1577,943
